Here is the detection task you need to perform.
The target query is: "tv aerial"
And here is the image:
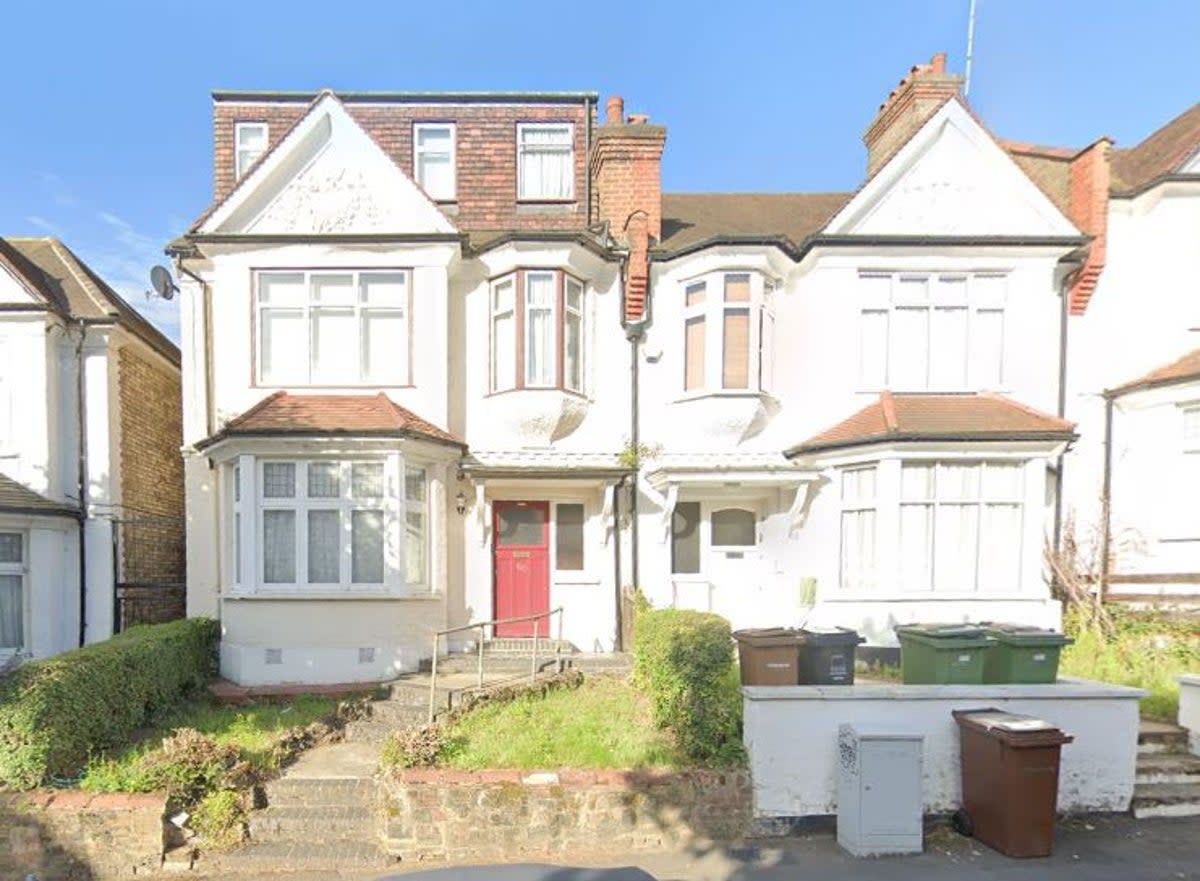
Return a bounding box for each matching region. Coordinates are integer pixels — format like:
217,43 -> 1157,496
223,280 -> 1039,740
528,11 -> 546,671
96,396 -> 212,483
148,265 -> 180,301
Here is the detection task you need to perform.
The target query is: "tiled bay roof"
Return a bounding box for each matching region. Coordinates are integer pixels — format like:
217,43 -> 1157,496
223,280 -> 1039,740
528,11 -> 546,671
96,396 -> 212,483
0,473 -> 80,518
1108,348 -> 1200,397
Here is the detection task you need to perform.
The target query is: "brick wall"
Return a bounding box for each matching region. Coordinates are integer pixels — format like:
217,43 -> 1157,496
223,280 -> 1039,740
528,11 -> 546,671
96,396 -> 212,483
0,791 -> 166,880
864,53 -> 963,176
380,768 -> 751,863
117,347 -> 185,591
212,98 -> 595,233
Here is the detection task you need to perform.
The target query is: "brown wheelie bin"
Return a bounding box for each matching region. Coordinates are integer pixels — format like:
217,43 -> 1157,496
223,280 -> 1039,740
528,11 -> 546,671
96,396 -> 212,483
952,708 -> 1074,858
733,628 -> 802,685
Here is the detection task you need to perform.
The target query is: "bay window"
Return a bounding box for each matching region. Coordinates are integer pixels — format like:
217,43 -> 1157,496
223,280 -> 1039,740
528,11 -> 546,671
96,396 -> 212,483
681,272 -> 775,394
517,123 -> 574,201
414,123 -> 456,201
256,270 -> 411,387
490,270 -> 586,394
235,122 -> 268,179
0,532 -> 24,651
859,272 -> 1006,391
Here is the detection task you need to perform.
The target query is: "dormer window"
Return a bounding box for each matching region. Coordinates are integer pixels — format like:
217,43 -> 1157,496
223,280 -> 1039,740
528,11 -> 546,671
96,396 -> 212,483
517,124 -> 574,201
490,269 -> 585,394
414,123 -> 456,201
682,272 -> 775,395
235,122 -> 269,179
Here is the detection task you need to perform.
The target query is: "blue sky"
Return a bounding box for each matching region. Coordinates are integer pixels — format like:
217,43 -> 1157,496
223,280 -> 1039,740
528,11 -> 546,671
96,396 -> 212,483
1,1 -> 1197,341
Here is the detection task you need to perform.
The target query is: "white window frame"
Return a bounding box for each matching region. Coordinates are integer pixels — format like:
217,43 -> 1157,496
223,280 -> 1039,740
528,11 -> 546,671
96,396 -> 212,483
255,269 -> 412,387
680,271 -> 775,395
859,271 -> 1007,392
235,122 -> 269,180
0,530 -> 26,652
516,123 -> 575,201
413,123 -> 456,201
489,269 -> 587,394
1183,404 -> 1200,453
839,465 -> 878,592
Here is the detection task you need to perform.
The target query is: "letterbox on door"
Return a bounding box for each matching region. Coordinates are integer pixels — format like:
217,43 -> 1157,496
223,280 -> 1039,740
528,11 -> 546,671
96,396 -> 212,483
837,724 -> 924,856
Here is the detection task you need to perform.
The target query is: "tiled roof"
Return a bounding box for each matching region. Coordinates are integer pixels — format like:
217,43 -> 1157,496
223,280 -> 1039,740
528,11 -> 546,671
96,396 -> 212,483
1108,348 -> 1200,397
786,392 -> 1076,456
1111,102 -> 1200,193
0,237 -> 179,366
657,192 -> 852,255
0,473 -> 80,518
200,392 -> 463,449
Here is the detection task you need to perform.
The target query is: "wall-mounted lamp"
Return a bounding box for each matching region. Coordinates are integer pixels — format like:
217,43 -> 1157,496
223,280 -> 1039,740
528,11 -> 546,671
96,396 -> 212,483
455,490 -> 467,515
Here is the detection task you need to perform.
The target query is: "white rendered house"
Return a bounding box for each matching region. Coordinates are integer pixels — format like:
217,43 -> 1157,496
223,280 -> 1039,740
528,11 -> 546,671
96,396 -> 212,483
174,61 -> 1199,685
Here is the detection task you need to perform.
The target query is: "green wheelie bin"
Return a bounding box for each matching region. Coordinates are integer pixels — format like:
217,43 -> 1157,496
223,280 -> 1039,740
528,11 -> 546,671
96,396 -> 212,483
981,623 -> 1073,683
895,623 -> 991,684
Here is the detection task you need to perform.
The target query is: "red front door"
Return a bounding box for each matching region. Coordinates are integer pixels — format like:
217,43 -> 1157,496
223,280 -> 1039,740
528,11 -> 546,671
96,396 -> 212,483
493,501 -> 551,637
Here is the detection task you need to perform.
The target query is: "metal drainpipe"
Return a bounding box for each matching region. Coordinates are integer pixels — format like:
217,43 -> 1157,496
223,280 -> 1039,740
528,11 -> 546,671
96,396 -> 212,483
611,474 -> 623,650
1099,393 -> 1115,600
1052,270 -> 1072,555
75,323 -> 89,646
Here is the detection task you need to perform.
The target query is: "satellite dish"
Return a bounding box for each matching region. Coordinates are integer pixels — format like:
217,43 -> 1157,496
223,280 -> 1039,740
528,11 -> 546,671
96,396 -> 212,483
149,265 -> 179,301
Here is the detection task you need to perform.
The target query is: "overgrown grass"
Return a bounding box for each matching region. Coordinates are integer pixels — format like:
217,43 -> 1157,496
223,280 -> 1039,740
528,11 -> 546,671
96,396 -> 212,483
81,695 -> 339,791
439,675 -> 685,770
1060,607 -> 1200,720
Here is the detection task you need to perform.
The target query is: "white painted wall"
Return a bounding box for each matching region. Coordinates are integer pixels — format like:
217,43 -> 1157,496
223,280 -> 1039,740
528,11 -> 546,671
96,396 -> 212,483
743,680 -> 1145,817
1179,674 -> 1200,756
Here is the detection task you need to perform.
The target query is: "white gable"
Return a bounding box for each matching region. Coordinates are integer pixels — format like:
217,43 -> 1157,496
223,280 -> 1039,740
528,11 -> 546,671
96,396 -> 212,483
204,93 -> 456,236
1180,148 -> 1200,174
0,264 -> 40,305
827,100 -> 1079,237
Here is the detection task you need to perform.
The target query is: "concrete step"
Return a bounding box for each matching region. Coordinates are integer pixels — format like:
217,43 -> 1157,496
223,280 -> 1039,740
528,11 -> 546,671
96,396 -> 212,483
203,840 -> 394,873
247,803 -> 377,844
384,680 -> 455,706
1132,782 -> 1200,819
265,776 -> 375,807
368,701 -> 429,725
345,720 -> 415,743
1136,752 -> 1200,785
421,652 -> 633,676
1138,720 -> 1190,755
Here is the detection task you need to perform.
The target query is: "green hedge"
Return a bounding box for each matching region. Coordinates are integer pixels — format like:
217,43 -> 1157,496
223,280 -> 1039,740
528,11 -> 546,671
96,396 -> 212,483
633,607 -> 742,765
0,617 -> 219,789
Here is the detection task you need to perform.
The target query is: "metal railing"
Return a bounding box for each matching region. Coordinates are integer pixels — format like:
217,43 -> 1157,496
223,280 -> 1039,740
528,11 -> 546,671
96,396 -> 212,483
428,607 -> 565,724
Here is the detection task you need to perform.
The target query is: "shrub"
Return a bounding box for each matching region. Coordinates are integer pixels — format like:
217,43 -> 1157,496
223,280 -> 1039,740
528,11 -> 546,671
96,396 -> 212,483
190,788 -> 246,850
633,607 -> 742,765
0,617 -> 219,789
381,724 -> 447,769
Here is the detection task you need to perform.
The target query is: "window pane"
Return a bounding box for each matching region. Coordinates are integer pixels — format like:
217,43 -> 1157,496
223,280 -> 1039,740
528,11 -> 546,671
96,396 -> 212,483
492,278 -> 515,314
260,309 -> 305,384
971,309 -> 1005,388
722,308 -> 750,389
263,510 -> 296,583
307,463 -> 341,498
0,533 -> 21,564
363,310 -> 407,384
234,512 -> 241,584
933,504 -> 979,591
360,272 -> 407,306
978,504 -> 1022,590
555,503 -> 585,571
518,126 -> 573,200
311,274 -> 355,305
901,463 -> 934,500
405,467 -> 426,503
895,276 -> 929,303
982,462 -> 1024,499
307,510 -> 341,584
842,467 -> 876,504
938,463 -> 980,500
565,278 -> 583,311
259,273 -> 306,306
237,124 -> 267,150
972,274 -> 1007,308
671,502 -> 701,575
352,510 -> 385,584
352,463 -> 384,499
933,275 -> 967,305
890,308 -> 928,389
417,125 -> 452,151
417,153 -> 454,200
758,309 -> 774,392
724,274 -> 751,303
712,508 -> 755,546
840,509 -> 875,590
406,510 -> 426,584
525,273 -> 556,386
565,311 -> 583,392
899,504 -> 933,591
684,316 -> 706,391
263,463 -> 295,498
311,308 -> 358,383
497,504 -> 547,547
685,281 -> 706,308
492,312 -> 515,391
929,307 -> 968,388
859,310 -> 889,388
0,574 -> 22,649
1186,408 -> 1200,445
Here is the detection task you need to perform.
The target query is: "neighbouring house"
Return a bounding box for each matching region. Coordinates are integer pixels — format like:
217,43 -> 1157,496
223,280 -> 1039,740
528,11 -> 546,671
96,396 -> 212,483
0,237 -> 184,661
171,58 -> 1200,686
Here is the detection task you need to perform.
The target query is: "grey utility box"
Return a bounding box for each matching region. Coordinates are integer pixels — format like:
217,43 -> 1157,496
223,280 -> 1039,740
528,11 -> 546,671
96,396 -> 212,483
837,724 -> 924,856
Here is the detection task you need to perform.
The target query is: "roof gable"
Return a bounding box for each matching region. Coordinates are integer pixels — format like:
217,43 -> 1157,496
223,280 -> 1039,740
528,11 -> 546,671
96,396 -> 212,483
200,92 -> 456,237
0,261 -> 42,306
827,100 -> 1079,238
1111,102 -> 1200,193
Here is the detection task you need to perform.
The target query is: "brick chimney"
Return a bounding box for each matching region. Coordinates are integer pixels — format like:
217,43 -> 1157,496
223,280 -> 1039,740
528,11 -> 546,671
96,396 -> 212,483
864,53 -> 964,176
1066,138 -> 1112,314
591,96 -> 666,322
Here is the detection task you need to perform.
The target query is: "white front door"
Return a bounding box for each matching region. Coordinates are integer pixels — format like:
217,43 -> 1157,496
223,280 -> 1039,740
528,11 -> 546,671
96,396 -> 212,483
706,506 -> 762,626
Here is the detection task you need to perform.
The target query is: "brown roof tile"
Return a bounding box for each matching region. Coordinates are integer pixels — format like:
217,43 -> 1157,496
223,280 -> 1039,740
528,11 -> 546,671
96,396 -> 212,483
1109,348 -> 1200,397
0,473 -> 80,518
200,392 -> 463,449
1111,102 -> 1200,193
657,192 -> 851,255
786,392 -> 1076,456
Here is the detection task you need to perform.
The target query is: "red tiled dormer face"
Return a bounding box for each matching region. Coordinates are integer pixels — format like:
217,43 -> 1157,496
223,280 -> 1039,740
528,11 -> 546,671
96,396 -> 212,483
211,96 -> 593,233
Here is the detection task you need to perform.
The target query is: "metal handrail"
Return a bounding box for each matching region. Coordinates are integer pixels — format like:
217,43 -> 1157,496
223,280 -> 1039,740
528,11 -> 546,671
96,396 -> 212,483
427,607 -> 565,724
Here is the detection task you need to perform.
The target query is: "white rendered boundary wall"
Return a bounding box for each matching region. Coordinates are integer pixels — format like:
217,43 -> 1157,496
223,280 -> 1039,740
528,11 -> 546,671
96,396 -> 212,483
1179,675 -> 1200,756
743,679 -> 1146,819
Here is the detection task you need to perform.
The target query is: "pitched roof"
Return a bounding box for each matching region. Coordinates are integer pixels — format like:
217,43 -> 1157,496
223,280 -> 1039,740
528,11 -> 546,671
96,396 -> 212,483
0,237 -> 179,365
0,473 -> 80,518
1111,102 -> 1200,193
657,192 -> 852,256
786,392 -> 1076,456
1108,348 -> 1200,397
197,392 -> 464,449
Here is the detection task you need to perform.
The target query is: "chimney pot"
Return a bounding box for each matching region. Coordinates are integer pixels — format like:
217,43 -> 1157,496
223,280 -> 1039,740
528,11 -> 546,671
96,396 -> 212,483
606,96 -> 624,124
931,52 -> 947,74
627,113 -> 649,125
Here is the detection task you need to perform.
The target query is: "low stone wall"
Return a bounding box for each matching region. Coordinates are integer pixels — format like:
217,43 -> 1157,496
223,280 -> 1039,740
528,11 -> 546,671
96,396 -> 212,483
0,791 -> 166,879
380,768 -> 751,863
1180,674 -> 1200,756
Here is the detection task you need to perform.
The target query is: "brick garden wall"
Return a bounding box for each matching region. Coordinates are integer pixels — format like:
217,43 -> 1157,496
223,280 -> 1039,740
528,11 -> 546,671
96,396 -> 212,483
0,791 -> 166,879
380,768 -> 751,863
